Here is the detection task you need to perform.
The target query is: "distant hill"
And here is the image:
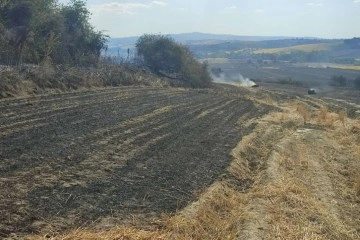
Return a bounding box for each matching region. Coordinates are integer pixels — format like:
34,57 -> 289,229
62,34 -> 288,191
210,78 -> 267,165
165,32 -> 294,42
107,32 -> 294,49
106,32 -> 300,58
105,33 -> 360,65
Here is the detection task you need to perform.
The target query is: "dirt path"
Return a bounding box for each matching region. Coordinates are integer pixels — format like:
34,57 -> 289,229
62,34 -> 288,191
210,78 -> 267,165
235,98 -> 360,239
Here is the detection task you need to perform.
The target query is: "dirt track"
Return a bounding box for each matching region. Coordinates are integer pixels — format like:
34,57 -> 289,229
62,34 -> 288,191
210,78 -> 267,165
235,107 -> 360,239
0,86 -> 270,237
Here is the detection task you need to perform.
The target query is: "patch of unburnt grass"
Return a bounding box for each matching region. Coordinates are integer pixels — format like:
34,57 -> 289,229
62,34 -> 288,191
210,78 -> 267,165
0,64 -> 171,99
275,101 -> 360,236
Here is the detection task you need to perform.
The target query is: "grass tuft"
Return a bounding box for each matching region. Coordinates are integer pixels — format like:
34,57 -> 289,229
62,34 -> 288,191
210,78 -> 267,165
338,109 -> 347,125
0,63 -> 172,99
296,103 -> 310,124
317,106 -> 328,123
355,176 -> 360,196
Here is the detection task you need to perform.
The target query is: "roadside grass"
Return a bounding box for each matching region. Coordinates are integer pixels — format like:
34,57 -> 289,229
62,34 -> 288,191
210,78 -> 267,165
296,103 -> 310,124
35,228 -> 166,240
0,63 -> 170,98
330,117 -> 360,202
356,176 -> 360,196
244,92 -> 278,108
254,101 -> 360,239
164,182 -> 243,240
256,176 -> 356,240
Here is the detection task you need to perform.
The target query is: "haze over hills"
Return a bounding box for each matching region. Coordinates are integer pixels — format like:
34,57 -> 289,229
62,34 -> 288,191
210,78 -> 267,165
106,32 -> 317,59
105,32 -> 360,65
107,32 -> 296,48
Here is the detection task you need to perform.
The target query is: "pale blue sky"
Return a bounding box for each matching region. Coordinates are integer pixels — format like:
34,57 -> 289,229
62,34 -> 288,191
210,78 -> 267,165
58,0 -> 360,38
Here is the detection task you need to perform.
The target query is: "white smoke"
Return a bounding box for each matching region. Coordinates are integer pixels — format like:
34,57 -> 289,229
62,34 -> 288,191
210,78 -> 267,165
211,72 -> 257,87
237,74 -> 257,87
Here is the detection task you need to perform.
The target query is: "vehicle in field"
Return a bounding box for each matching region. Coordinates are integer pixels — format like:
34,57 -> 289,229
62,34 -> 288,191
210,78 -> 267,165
308,88 -> 316,95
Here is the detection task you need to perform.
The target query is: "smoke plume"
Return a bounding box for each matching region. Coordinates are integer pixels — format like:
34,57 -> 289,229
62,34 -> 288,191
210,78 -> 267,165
211,72 -> 256,87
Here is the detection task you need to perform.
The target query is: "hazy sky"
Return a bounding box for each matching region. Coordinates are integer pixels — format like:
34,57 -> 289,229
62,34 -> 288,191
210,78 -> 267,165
58,0 -> 360,38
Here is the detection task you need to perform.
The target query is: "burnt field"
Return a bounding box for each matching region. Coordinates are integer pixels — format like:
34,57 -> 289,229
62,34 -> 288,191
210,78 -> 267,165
0,86 -> 270,237
208,60 -> 360,106
209,60 -> 360,87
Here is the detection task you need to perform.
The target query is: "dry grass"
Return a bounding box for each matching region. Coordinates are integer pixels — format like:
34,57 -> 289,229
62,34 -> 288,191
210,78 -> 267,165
331,118 -> 360,201
296,103 -> 310,124
0,64 -> 171,99
275,101 -> 353,131
253,43 -> 330,54
355,176 -> 360,196
164,182 -> 244,240
255,177 -> 355,240
317,106 -> 328,123
251,100 -> 360,239
315,106 -> 340,128
28,227 -> 166,240
338,109 -> 347,125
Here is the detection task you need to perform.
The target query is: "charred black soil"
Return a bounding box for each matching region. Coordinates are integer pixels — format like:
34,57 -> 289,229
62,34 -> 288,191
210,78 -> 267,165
0,86 -> 270,237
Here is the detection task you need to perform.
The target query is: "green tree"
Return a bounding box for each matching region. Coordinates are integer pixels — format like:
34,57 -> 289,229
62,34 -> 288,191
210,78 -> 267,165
0,0 -> 32,65
60,0 -> 107,66
29,0 -> 61,63
136,34 -> 212,88
136,34 -> 183,73
0,0 -> 107,66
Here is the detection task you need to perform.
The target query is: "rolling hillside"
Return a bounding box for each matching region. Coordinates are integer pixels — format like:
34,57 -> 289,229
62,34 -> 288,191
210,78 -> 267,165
107,33 -> 360,65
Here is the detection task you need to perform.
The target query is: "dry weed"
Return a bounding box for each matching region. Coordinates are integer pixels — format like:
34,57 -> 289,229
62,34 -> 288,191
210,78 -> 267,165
338,109 -> 347,125
228,160 -> 251,181
278,152 -> 294,170
165,183 -> 242,240
0,64 -> 171,99
317,106 -> 328,123
37,227 -> 166,240
252,175 -> 357,239
296,103 -> 310,124
350,125 -> 360,143
296,143 -> 309,170
355,176 -> 360,196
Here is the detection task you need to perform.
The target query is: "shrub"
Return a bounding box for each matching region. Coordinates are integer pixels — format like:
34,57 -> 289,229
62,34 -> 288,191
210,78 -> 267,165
278,77 -> 304,87
330,75 -> 347,87
136,34 -> 212,88
296,103 -> 310,124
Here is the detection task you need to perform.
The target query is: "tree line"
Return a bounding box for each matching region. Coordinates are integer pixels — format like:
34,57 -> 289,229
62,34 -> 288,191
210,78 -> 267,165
0,0 -> 212,88
330,75 -> 360,89
0,0 -> 107,66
